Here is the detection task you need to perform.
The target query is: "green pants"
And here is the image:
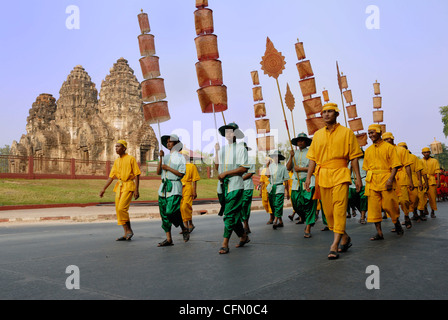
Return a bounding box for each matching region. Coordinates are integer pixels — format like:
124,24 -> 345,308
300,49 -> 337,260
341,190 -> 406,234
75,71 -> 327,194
241,189 -> 254,221
158,195 -> 183,233
347,186 -> 367,213
218,180 -> 245,239
268,186 -> 285,218
291,186 -> 318,226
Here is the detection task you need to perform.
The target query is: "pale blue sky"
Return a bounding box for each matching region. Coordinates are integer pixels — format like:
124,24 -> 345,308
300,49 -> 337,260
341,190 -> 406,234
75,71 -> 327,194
1,0 -> 447,157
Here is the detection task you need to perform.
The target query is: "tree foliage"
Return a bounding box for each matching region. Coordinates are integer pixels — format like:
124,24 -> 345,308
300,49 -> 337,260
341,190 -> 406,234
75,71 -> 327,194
0,145 -> 10,155
434,143 -> 448,170
439,106 -> 448,138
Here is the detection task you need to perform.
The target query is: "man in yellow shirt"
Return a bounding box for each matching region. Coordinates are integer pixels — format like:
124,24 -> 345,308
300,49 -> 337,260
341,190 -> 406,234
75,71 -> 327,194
363,125 -> 404,240
258,165 -> 273,224
417,156 -> 430,220
100,140 -> 141,241
397,143 -> 424,223
421,147 -> 441,218
305,103 -> 363,260
180,150 -> 201,233
382,133 -> 414,229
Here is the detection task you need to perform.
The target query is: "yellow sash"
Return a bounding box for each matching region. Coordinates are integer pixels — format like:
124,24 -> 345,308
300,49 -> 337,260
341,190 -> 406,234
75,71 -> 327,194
115,177 -> 135,193
365,169 -> 391,196
313,158 -> 348,200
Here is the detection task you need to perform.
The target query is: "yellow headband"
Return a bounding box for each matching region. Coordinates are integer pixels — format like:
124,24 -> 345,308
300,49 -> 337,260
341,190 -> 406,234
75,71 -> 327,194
321,102 -> 340,113
382,132 -> 394,140
368,124 -> 381,133
422,147 -> 431,153
117,140 -> 127,149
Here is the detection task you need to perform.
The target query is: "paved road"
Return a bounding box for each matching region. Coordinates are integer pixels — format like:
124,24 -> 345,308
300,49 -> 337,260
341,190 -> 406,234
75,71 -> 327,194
1,202 -> 447,304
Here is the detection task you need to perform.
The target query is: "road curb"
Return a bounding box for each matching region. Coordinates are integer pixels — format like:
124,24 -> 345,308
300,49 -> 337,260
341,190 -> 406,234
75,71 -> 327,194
0,201 -> 291,224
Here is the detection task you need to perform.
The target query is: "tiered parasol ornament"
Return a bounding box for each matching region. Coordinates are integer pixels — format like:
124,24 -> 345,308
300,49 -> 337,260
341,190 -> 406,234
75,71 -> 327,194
322,88 -> 330,103
372,80 -> 386,133
295,38 -> 325,136
337,64 -> 367,147
194,0 -> 227,135
137,10 -> 170,141
251,70 -> 274,151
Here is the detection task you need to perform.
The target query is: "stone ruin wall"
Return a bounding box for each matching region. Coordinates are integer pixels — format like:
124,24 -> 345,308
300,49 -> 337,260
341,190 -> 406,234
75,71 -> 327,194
9,58 -> 159,174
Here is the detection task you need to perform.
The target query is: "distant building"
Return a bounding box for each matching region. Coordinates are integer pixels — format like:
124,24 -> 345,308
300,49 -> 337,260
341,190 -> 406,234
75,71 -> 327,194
10,58 -> 158,173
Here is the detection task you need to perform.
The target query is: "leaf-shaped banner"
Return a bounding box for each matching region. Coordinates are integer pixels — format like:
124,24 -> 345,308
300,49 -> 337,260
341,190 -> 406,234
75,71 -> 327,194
285,83 -> 295,111
260,37 -> 286,79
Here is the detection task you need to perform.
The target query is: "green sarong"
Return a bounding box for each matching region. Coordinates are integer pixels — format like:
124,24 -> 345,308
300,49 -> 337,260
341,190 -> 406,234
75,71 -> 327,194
293,178 -> 318,226
291,185 -> 318,226
347,186 -> 367,213
268,184 -> 284,218
241,189 -> 254,221
218,177 -> 245,239
158,195 -> 182,232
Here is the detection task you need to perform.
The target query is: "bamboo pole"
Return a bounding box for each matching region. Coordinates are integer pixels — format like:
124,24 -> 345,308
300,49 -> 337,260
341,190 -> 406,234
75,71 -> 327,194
336,61 -> 348,127
275,78 -> 298,177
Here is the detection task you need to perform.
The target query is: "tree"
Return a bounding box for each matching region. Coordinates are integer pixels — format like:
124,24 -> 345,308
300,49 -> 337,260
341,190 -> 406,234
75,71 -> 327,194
276,141 -> 291,158
434,143 -> 448,170
439,106 -> 448,138
0,144 -> 10,155
0,145 -> 10,173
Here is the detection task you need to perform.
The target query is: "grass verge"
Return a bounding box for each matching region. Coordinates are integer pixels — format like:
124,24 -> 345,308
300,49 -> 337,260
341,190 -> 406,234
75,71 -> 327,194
0,178 -> 220,206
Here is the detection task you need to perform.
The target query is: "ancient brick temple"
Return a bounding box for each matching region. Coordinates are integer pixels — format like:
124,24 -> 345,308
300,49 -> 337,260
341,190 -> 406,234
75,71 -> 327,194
10,58 -> 158,172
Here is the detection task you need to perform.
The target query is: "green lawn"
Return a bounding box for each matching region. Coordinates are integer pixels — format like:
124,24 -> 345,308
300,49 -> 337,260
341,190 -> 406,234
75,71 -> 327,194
0,178 -> 220,206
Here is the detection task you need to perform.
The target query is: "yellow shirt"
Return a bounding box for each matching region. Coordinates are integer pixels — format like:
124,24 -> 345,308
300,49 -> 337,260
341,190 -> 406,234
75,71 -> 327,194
408,152 -> 423,186
363,140 -> 401,192
306,123 -> 363,187
181,163 -> 201,187
260,168 -> 269,182
288,171 -> 293,194
109,154 -> 141,193
422,157 -> 441,185
395,146 -> 413,186
260,168 -> 269,191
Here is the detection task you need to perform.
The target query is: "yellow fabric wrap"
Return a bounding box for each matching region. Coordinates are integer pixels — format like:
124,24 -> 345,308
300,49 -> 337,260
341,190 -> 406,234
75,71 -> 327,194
365,169 -> 391,196
313,158 -> 348,200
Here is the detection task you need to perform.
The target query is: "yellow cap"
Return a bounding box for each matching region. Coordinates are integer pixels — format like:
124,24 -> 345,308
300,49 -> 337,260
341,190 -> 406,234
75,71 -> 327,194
422,147 -> 431,153
368,124 -> 381,133
321,102 -> 340,113
397,142 -> 407,148
117,140 -> 127,149
382,132 -> 394,140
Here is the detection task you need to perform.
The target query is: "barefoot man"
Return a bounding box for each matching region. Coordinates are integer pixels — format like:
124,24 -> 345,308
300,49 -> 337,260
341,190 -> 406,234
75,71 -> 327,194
100,140 -> 140,241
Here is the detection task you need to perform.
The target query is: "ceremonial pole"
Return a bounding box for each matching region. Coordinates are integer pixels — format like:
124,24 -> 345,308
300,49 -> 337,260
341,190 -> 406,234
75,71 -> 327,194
336,61 -> 348,127
260,37 -> 297,171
